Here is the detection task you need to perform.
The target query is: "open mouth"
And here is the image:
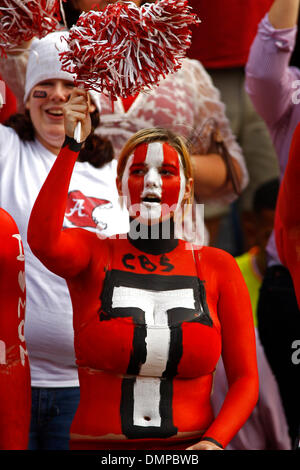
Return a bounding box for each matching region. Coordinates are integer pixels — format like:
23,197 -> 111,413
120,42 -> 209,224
142,194 -> 162,204
45,109 -> 64,117
142,196 -> 161,203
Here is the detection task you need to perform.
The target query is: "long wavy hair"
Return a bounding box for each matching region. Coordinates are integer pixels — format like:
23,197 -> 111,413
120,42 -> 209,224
4,107 -> 114,169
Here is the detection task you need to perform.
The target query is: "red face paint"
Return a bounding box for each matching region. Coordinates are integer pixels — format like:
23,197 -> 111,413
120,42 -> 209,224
122,142 -> 186,222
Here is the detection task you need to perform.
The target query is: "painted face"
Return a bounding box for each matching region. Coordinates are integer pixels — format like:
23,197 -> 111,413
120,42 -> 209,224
122,142 -> 187,223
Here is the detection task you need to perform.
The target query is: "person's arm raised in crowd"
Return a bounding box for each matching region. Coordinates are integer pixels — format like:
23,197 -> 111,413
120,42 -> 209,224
269,0 -> 300,29
27,89 -> 94,278
245,0 -> 300,129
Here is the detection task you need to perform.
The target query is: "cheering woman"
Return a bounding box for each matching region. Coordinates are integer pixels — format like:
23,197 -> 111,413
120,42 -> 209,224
28,88 -> 258,450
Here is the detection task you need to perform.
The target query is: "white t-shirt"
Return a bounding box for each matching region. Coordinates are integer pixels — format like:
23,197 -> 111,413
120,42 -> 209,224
0,125 -> 129,387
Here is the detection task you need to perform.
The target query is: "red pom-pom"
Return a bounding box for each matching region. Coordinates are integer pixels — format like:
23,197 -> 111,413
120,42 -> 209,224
0,0 -> 64,56
59,0 -> 200,99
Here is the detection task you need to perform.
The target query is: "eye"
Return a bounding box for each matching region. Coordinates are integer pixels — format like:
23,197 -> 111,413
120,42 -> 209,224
130,166 -> 146,175
160,167 -> 177,176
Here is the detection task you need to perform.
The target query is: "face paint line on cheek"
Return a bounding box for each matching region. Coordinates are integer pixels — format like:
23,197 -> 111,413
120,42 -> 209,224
33,90 -> 48,99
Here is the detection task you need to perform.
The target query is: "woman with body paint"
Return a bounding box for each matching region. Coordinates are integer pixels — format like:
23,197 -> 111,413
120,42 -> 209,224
0,32 -> 129,450
28,88 -> 259,451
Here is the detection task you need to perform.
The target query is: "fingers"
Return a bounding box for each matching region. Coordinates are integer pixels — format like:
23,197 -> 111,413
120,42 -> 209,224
63,91 -> 89,120
64,88 -> 92,141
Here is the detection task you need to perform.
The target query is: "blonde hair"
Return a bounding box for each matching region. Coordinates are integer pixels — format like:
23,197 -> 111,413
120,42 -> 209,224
117,127 -> 194,206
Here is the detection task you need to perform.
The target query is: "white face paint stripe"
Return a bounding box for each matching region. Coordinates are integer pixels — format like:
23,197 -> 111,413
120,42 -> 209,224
144,141 -> 164,196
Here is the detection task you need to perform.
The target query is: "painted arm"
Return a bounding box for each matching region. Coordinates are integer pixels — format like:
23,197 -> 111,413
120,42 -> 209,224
27,89 -> 93,278
245,1 -> 299,128
188,250 -> 259,450
0,209 -> 31,449
275,122 -> 300,306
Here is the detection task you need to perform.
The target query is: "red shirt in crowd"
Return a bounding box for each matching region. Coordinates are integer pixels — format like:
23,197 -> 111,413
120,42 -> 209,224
0,209 -> 31,449
188,0 -> 273,68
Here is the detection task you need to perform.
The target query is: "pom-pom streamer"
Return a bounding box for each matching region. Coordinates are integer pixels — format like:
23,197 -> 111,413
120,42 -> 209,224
59,0 -> 200,100
0,0 -> 64,55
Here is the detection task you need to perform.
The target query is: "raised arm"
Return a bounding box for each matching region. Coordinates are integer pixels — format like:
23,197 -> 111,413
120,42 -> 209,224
188,250 -> 259,450
27,89 -> 93,278
245,0 -> 300,128
269,0 -> 300,28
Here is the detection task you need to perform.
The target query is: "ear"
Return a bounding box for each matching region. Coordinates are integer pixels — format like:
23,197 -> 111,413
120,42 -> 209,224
116,177 -> 122,197
183,177 -> 193,203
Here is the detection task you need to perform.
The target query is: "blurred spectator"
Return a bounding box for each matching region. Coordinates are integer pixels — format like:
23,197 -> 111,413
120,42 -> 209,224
0,74 -> 17,123
188,0 -> 280,250
235,178 -> 279,327
245,0 -> 300,446
211,180 -> 291,451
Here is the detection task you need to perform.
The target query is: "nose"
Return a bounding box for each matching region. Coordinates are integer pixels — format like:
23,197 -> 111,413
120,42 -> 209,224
144,167 -> 161,189
49,82 -> 70,102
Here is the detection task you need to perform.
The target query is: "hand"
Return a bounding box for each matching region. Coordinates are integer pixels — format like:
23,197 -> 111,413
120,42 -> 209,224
186,440 -> 223,451
6,39 -> 33,55
63,88 -> 92,142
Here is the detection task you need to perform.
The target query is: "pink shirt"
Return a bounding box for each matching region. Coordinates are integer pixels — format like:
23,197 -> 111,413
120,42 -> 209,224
245,14 -> 299,265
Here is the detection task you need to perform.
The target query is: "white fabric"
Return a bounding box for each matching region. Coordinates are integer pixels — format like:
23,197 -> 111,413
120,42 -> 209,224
24,31 -> 75,104
0,125 -> 129,387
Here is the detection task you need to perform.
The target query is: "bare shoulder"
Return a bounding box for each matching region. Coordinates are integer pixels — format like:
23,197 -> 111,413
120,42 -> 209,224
195,245 -> 238,269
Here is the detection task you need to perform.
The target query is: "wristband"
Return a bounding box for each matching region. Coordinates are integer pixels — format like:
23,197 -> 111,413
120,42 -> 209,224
200,436 -> 224,449
62,135 -> 84,153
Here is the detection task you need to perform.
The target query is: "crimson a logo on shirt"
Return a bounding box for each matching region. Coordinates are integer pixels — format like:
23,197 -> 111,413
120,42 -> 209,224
64,190 -> 113,231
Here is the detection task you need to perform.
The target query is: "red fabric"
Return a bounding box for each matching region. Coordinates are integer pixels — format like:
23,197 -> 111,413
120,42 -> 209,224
28,140 -> 258,450
0,209 -> 31,449
0,75 -> 17,123
188,0 -> 273,68
121,94 -> 138,112
275,122 -> 300,308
